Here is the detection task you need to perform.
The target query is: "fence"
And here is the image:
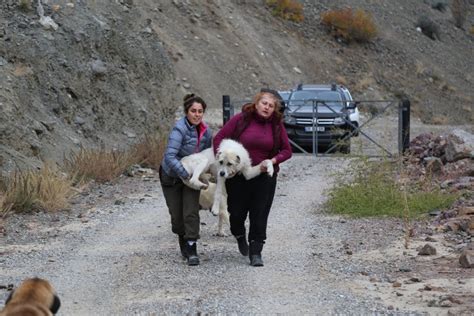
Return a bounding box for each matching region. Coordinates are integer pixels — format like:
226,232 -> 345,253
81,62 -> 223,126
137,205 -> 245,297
222,95 -> 410,157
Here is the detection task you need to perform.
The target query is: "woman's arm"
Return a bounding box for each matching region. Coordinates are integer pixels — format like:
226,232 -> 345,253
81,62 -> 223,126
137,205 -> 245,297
272,122 -> 292,164
163,126 -> 189,179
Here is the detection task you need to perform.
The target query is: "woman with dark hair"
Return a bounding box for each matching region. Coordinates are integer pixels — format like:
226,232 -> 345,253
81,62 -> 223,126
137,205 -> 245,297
213,89 -> 292,266
159,93 -> 212,266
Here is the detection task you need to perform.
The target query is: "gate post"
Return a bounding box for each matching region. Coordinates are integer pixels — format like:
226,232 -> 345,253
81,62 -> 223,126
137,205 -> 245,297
222,95 -> 232,125
398,98 -> 410,155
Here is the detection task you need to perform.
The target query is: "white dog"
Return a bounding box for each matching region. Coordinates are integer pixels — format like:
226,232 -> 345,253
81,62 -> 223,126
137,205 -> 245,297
210,139 -> 273,218
180,147 -> 216,190
199,182 -> 229,236
180,139 -> 274,236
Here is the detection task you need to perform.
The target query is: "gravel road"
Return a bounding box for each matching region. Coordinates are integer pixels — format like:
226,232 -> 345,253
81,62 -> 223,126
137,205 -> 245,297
1,154 -> 471,315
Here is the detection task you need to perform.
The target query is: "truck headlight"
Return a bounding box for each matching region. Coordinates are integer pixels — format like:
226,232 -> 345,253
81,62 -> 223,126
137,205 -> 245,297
284,115 -> 296,125
334,117 -> 345,125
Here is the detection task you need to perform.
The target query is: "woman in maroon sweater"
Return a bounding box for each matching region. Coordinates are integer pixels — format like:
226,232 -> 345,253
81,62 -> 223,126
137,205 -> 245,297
213,89 -> 292,266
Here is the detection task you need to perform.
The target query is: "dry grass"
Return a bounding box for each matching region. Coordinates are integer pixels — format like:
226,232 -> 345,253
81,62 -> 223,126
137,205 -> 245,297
354,75 -> 375,92
321,8 -> 377,43
431,115 -> 450,125
451,0 -> 468,29
415,61 -> 426,76
64,147 -> 136,184
131,133 -> 167,171
266,0 -> 304,23
1,165 -> 75,214
335,75 -> 348,86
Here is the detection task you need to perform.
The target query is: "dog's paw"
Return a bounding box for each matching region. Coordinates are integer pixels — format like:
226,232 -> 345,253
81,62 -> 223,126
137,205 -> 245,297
210,207 -> 219,216
265,160 -> 274,177
214,231 -> 228,237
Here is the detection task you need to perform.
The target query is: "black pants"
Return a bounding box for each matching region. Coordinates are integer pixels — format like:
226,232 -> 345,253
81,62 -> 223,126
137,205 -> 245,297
159,167 -> 201,240
225,173 -> 277,243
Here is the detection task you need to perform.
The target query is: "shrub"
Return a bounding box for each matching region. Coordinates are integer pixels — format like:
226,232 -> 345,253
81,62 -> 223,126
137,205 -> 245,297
321,8 -> 377,43
64,147 -> 135,184
416,16 -> 441,40
1,165 -> 74,214
266,0 -> 304,23
431,1 -> 448,12
325,158 -> 457,218
18,0 -> 32,12
451,0 -> 468,29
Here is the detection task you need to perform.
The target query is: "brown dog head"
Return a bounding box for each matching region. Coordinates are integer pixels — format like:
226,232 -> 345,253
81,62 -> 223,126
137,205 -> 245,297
1,278 -> 60,316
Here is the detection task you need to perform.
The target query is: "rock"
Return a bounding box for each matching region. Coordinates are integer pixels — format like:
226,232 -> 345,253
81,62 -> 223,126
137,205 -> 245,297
91,59 -> 107,76
444,130 -> 474,163
459,250 -> 474,268
74,116 -> 86,125
458,206 -> 474,216
39,16 -> 59,31
418,244 -> 437,256
425,157 -> 444,174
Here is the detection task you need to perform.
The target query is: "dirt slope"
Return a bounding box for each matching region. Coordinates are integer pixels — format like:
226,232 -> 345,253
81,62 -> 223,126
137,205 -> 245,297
0,0 -> 473,174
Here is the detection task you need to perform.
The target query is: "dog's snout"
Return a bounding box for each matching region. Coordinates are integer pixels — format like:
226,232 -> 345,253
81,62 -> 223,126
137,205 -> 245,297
219,170 -> 225,177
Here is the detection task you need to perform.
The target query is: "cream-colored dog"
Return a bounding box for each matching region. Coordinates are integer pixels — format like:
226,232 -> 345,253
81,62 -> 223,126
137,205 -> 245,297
199,181 -> 229,236
1,278 -> 61,316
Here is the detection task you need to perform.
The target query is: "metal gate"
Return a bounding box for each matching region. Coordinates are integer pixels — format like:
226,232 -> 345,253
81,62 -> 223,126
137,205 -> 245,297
222,95 -> 410,158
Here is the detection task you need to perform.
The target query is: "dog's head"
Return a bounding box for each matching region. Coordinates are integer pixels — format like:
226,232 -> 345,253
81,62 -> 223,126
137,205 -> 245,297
216,149 -> 242,179
2,278 -> 61,316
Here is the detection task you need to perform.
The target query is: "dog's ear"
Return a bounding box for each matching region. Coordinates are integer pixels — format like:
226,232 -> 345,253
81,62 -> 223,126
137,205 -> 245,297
50,294 -> 61,314
236,155 -> 240,164
5,289 -> 14,305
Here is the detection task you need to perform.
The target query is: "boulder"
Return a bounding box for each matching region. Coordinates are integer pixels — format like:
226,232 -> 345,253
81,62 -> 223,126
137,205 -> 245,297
444,129 -> 474,163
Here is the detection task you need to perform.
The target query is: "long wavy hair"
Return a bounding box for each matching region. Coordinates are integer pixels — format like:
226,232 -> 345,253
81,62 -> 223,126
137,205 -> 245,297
233,92 -> 283,156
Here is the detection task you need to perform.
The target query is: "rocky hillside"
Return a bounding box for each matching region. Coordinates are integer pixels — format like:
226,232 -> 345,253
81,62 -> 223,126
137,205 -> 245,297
0,0 -> 473,174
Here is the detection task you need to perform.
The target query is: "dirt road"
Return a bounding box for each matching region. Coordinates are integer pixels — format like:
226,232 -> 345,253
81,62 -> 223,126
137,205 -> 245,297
1,155 -> 472,315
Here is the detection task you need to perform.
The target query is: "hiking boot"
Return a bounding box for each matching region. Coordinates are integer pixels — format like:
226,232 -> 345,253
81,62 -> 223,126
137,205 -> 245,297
249,254 -> 264,267
249,241 -> 264,267
178,235 -> 186,258
236,235 -> 249,256
186,242 -> 199,266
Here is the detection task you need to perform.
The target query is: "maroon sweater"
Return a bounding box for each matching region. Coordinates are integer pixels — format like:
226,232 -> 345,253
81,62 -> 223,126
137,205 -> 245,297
213,112 -> 292,173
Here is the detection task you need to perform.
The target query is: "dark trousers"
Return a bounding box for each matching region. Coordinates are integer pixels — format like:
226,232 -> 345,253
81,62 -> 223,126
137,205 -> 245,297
225,173 -> 277,243
159,168 -> 200,240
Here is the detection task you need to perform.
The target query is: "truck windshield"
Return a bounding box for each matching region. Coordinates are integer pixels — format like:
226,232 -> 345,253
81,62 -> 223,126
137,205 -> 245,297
289,90 -> 343,108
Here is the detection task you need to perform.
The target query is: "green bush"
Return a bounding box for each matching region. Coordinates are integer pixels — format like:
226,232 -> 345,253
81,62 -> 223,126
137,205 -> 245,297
18,0 -> 32,12
325,158 -> 457,218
